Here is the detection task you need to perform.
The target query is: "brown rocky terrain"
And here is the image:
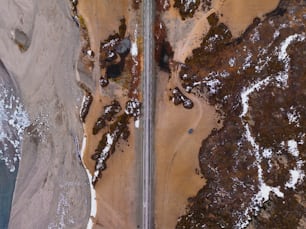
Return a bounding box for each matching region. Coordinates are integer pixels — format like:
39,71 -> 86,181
164,0 -> 306,228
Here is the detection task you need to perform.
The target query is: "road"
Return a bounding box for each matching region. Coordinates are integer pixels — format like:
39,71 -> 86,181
142,0 -> 154,228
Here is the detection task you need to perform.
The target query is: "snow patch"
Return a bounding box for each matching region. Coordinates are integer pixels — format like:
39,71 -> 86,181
0,85 -> 30,172
287,139 -> 299,157
285,164 -> 305,189
287,106 -> 300,127
130,24 -> 138,57
250,28 -> 260,43
228,57 -> 236,67
80,136 -> 97,229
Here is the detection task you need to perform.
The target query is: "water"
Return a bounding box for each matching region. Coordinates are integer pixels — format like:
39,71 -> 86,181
0,62 -> 30,228
0,162 -> 18,229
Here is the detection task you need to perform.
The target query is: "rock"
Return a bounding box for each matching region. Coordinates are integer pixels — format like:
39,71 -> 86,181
115,38 -> 131,54
11,29 -> 30,52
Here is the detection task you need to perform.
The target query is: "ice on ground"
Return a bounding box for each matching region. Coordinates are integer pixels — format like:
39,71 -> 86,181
0,84 -> 30,172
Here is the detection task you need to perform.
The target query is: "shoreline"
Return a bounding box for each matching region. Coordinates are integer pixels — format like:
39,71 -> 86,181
2,1 -> 91,228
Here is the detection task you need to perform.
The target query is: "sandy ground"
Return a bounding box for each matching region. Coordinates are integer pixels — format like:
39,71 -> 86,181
156,3 -> 220,227
154,68 -> 220,228
0,0 -> 90,228
81,86 -> 139,229
215,0 -> 280,37
77,0 -> 141,228
162,0 -> 213,63
78,0 -> 134,55
163,0 -> 280,64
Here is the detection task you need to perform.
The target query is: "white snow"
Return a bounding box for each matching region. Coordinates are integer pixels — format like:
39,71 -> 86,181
130,24 -> 138,57
204,78 -> 221,94
102,38 -> 119,48
276,33 -> 305,87
92,133 -> 116,184
228,57 -> 236,67
287,139 -> 299,157
234,39 -> 306,226
0,85 -> 30,172
131,42 -> 138,56
86,50 -> 93,57
262,148 -> 273,158
242,51 -> 253,70
273,30 -> 280,39
80,136 -> 87,158
131,24 -> 139,77
287,107 -> 300,127
163,0 -> 170,10
240,77 -> 271,118
107,133 -> 114,145
80,135 -> 97,229
125,99 -> 141,117
48,192 -> 75,229
278,34 -> 305,61
235,33 -> 306,225
285,139 -> 305,189
182,0 -> 196,11
250,28 -> 260,43
135,118 -> 140,128
87,218 -> 94,229
285,167 -> 305,189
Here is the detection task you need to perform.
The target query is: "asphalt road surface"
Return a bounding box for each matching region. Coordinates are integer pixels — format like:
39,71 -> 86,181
142,0 -> 154,228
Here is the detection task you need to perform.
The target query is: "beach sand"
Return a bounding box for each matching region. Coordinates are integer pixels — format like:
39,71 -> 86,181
0,0 -> 90,228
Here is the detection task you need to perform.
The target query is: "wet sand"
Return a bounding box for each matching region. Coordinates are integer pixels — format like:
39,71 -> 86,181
0,0 -> 90,228
154,69 -> 220,228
